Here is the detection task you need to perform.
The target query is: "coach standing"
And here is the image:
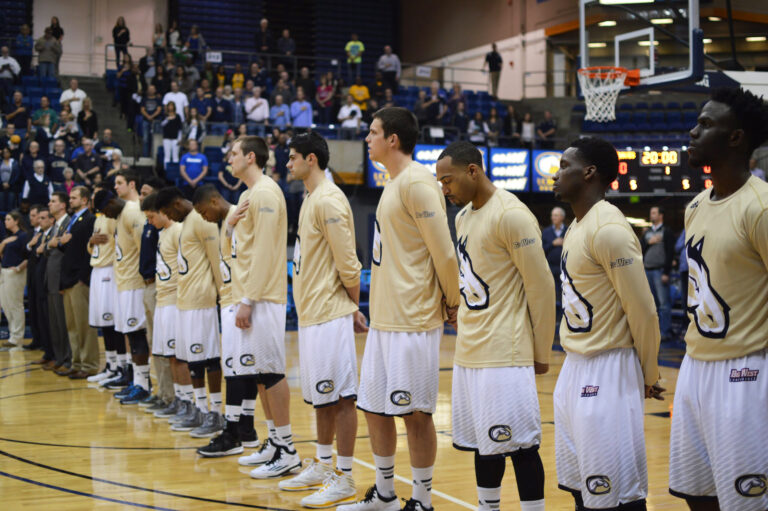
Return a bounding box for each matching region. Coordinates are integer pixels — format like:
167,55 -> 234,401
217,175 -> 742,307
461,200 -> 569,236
45,192 -> 72,374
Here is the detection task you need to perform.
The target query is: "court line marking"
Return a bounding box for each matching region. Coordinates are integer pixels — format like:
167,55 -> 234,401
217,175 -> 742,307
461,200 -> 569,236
0,368 -> 39,379
0,362 -> 33,372
313,442 -> 476,510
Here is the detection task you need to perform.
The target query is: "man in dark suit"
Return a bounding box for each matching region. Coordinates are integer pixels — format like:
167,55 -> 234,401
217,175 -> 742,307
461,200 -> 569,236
542,206 -> 567,339
30,208 -> 55,364
22,204 -> 45,351
58,186 -> 97,379
44,191 -> 72,374
640,205 -> 676,341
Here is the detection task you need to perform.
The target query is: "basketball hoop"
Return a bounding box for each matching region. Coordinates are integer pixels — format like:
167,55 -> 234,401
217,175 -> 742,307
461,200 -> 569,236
578,66 -> 638,123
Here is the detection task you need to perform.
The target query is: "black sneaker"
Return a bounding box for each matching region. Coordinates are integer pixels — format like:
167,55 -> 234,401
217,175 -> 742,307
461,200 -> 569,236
114,384 -> 137,399
402,499 -> 433,511
196,431 -> 244,457
239,427 -> 259,448
105,366 -> 133,390
120,386 -> 151,405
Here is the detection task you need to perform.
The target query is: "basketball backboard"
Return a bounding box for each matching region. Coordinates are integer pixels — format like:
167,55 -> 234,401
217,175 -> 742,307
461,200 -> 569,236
579,0 -> 704,92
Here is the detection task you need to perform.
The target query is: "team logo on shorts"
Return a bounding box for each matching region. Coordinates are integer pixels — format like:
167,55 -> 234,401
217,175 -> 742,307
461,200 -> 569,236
390,390 -> 411,406
190,343 -> 203,354
102,313 -> 113,321
580,385 -> 599,397
488,425 -> 512,443
586,475 -> 612,495
316,380 -> 334,394
729,368 -> 759,383
240,354 -> 255,366
735,475 -> 767,497
167,339 -> 175,349
127,318 -> 138,327
225,357 -> 233,368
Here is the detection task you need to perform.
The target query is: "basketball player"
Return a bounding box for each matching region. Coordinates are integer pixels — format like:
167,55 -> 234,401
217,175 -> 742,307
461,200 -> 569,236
192,184 -> 261,456
278,132 -> 365,507
340,107 -> 460,511
552,136 -> 663,511
95,171 -> 152,404
87,184 -> 127,386
155,187 -> 224,436
669,88 -> 768,511
435,141 -> 554,511
223,135 -> 299,479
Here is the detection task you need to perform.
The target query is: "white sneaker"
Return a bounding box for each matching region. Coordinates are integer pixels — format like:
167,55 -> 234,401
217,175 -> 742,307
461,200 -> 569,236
238,438 -> 277,466
249,445 -> 301,479
88,368 -> 115,383
278,458 -> 333,491
337,485 -> 399,511
301,470 -> 357,508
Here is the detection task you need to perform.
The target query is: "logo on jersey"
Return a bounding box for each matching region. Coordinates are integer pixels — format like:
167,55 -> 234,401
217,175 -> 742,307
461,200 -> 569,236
609,257 -> 634,269
167,339 -> 175,349
230,232 -> 237,259
456,236 -> 490,310
316,380 -> 335,394
488,425 -> 512,442
177,245 -> 189,275
219,246 -> 231,283
293,236 -> 301,275
240,354 -> 255,366
735,475 -> 767,497
586,475 -> 612,495
92,244 -> 100,258
190,343 -> 203,354
115,242 -> 123,261
102,313 -> 113,321
127,318 -> 138,327
371,220 -> 382,266
390,390 -> 411,406
729,368 -> 759,383
225,357 -> 233,368
580,385 -> 600,397
156,249 -> 172,281
686,237 -> 730,339
561,252 -> 594,333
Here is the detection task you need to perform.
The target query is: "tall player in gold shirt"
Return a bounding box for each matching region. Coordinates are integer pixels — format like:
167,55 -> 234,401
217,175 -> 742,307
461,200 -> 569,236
668,88 -> 768,511
341,108 -> 460,511
552,136 -> 663,511
436,141 -> 554,511
280,133 -> 365,507
156,187 -> 224,436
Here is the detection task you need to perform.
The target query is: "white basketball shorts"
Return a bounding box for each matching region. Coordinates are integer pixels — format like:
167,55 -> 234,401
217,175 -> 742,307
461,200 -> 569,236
152,305 -> 178,357
220,303 -> 237,378
553,348 -> 647,509
357,327 -> 441,416
89,266 -> 117,327
299,314 -> 358,407
231,301 -> 286,376
114,288 -> 147,334
452,365 -> 541,456
175,307 -> 220,363
669,350 -> 768,511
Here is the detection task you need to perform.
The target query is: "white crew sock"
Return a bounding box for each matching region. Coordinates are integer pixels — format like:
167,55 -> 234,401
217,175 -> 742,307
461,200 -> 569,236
337,455 -> 353,474
193,386 -> 208,412
520,499 -> 546,511
477,486 -> 501,511
316,443 -> 333,465
181,384 -> 194,402
105,350 -> 117,370
275,424 -> 294,450
411,466 -> 433,507
374,454 -> 396,499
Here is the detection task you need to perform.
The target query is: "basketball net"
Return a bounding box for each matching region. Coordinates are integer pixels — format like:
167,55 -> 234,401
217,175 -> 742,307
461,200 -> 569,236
577,66 -> 630,122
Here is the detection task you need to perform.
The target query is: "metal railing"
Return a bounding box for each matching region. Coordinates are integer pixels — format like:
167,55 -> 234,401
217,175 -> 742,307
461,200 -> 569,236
522,70 -> 577,99
104,43 -> 155,71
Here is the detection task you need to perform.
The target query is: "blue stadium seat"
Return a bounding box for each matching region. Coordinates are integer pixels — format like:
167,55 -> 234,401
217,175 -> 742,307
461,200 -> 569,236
165,162 -> 180,182
649,111 -> 666,131
21,76 -> 37,87
682,111 -> 698,129
27,86 -> 43,98
682,101 -> 697,110
634,101 -> 649,110
572,103 -> 586,112
650,102 -> 664,110
618,103 -> 634,111
666,102 -> 680,110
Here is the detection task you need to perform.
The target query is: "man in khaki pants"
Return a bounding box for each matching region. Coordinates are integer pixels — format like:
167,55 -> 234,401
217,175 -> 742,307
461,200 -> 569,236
58,186 -> 98,379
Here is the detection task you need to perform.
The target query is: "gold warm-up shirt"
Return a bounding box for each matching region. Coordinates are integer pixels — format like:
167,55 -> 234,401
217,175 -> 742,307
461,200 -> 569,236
454,189 -> 555,368
114,200 -> 145,291
155,222 -> 182,307
370,161 -> 460,332
559,200 -> 660,386
219,205 -> 237,308
177,209 -> 222,311
90,214 -> 116,267
232,176 -> 287,304
683,176 -> 768,361
293,179 -> 361,327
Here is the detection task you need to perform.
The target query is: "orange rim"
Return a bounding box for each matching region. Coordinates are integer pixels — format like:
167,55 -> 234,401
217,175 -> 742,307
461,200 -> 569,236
577,66 -> 628,79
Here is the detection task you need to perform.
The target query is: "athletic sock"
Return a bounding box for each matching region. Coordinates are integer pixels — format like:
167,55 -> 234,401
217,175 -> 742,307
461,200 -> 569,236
181,384 -> 194,402
520,499 -> 546,511
105,350 -> 117,370
316,443 -> 333,465
173,383 -> 181,398
337,455 -> 353,474
136,364 -> 150,390
119,353 -> 130,369
274,424 -> 294,451
374,454 -> 396,499
209,391 -> 222,412
240,399 -> 255,431
193,387 -> 208,412
225,404 -> 241,428
477,487 -> 502,511
411,466 -> 433,507
132,363 -> 140,386
265,419 -> 277,441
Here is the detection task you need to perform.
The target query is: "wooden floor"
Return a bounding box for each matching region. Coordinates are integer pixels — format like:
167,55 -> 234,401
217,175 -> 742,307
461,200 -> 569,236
0,332 -> 682,510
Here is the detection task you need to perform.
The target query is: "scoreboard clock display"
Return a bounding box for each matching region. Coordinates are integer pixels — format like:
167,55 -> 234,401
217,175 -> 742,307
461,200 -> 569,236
608,149 -> 711,195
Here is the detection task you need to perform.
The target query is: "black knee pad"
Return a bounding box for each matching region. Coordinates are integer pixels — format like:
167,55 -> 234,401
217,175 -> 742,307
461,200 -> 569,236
205,357 -> 221,373
188,360 -> 207,380
255,373 -> 284,389
510,446 -> 545,502
617,499 -> 647,511
474,452 -> 506,488
127,329 -> 149,355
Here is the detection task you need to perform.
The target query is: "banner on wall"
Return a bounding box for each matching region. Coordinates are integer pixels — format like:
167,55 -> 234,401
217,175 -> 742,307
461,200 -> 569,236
368,144 -> 487,188
531,150 -> 562,192
488,148 -> 530,192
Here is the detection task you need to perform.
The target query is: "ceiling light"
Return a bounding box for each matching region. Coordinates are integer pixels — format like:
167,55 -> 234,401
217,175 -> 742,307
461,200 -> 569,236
588,42 -> 608,48
746,36 -> 767,42
651,18 -> 674,24
638,40 -> 660,46
598,20 -> 617,27
703,38 -> 712,44
707,16 -> 721,21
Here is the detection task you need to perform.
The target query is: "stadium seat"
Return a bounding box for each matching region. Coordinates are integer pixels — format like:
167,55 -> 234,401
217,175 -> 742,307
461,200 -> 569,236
682,101 -> 697,110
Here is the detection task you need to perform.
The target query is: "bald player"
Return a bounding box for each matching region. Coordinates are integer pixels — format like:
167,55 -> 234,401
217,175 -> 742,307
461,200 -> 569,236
340,108 -> 459,511
436,141 -> 554,511
155,187 -> 224,436
552,136 -> 663,511
669,88 -> 768,511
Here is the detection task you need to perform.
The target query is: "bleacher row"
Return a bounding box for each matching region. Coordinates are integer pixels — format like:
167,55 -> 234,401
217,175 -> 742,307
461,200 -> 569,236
7,75 -> 63,111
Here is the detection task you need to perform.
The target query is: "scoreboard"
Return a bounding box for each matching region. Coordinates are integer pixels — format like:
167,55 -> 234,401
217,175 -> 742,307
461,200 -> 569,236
609,149 -> 712,196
